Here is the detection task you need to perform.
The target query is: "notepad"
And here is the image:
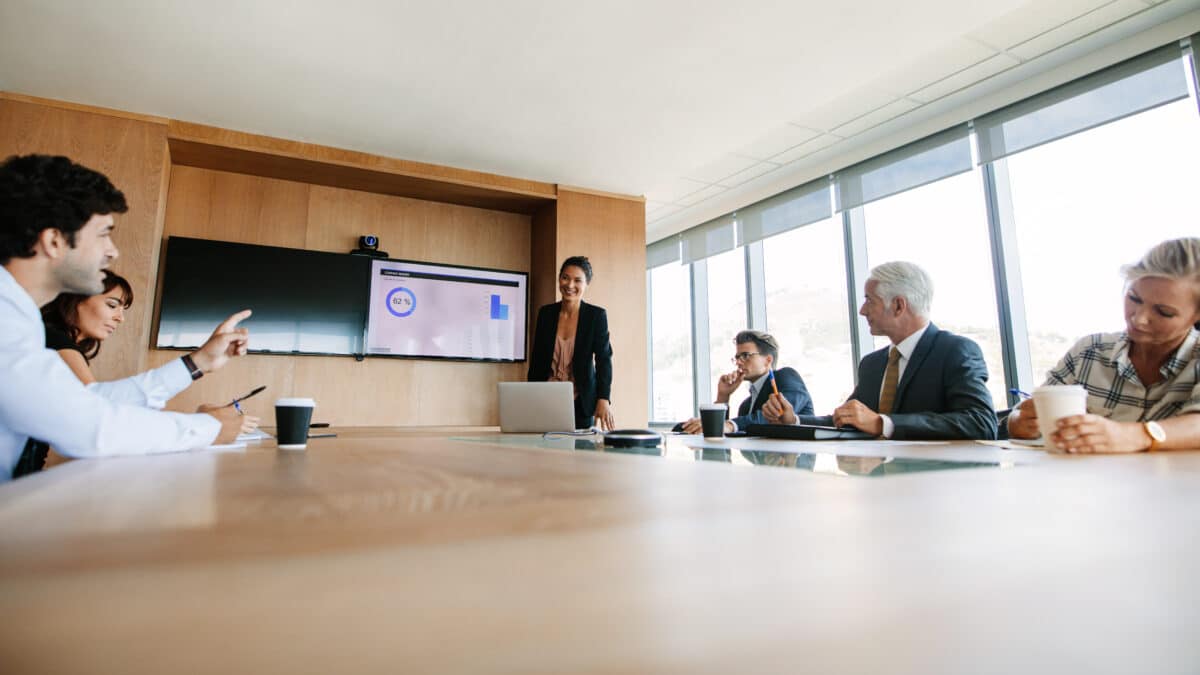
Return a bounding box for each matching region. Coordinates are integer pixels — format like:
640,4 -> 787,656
203,442 -> 247,452
236,429 -> 273,442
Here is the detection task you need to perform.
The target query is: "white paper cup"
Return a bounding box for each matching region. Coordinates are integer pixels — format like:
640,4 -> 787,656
699,403 -> 728,440
276,397 -> 315,450
1032,385 -> 1087,442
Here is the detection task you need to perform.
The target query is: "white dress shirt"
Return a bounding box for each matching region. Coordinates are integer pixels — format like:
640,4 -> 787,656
878,323 -> 930,439
0,266 -> 220,483
729,371 -> 771,433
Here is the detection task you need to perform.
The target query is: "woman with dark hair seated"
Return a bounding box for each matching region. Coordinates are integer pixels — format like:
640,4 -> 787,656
42,269 -> 135,383
13,271 -> 259,476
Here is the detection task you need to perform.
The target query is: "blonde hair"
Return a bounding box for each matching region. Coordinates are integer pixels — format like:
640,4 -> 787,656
1122,238 -> 1200,308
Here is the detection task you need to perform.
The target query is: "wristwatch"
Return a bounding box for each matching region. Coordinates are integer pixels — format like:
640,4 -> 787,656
181,354 -> 204,381
1142,421 -> 1166,451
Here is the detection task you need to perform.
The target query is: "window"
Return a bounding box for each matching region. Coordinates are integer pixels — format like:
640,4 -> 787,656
861,169 -> 1008,408
705,248 -> 748,391
649,263 -> 694,422
648,43 -> 1200,421
1005,98 -> 1200,382
762,217 -> 854,413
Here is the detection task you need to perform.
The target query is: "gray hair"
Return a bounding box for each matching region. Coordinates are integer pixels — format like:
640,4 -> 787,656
869,261 -> 933,318
1122,238 -> 1200,307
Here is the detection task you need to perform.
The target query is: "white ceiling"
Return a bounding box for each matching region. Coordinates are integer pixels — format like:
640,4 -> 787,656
0,0 -> 1194,237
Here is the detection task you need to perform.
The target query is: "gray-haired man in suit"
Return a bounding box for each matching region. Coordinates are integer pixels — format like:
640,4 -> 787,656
763,261 -> 997,440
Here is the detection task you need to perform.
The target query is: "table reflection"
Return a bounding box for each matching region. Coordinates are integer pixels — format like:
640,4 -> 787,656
449,434 -> 1003,477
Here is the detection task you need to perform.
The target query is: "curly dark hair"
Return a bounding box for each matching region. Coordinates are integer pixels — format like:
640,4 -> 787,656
0,154 -> 128,264
41,270 -> 134,362
560,255 -> 593,282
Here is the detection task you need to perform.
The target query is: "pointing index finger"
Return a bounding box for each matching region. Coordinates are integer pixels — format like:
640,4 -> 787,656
216,309 -> 253,333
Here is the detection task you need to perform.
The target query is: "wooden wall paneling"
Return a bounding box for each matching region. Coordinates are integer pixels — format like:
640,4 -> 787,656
166,121 -> 557,214
160,165 -> 214,239
413,361 -> 528,426
530,203 -> 559,314
554,189 -> 648,427
289,357 -> 420,426
168,121 -> 558,198
304,183 -> 393,252
0,98 -> 169,383
423,201 -> 530,269
140,153 -> 174,372
0,91 -> 168,125
163,167 -> 309,247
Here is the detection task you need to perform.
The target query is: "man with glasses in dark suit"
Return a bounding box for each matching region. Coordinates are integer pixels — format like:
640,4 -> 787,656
679,330 -> 813,435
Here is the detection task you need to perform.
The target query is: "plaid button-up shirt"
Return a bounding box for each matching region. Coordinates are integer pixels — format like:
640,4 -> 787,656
1045,328 -> 1200,422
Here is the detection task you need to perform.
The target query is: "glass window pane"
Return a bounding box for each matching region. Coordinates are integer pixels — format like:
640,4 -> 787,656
763,218 -> 854,414
650,264 -> 694,422
861,169 -> 1007,408
1006,98 -> 1200,383
706,248 -> 748,388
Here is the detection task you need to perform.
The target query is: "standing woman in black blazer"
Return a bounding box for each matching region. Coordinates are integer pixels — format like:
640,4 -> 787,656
528,256 -> 616,430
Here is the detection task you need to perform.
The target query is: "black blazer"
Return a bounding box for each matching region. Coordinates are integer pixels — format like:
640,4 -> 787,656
528,301 -> 613,416
730,366 -> 813,430
801,323 -> 997,440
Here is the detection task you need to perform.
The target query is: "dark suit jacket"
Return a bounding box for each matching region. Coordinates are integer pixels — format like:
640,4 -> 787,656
527,301 -> 613,417
730,366 -> 813,430
801,323 -> 997,440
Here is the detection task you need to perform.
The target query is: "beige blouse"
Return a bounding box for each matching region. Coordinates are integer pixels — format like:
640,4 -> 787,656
548,336 -> 577,397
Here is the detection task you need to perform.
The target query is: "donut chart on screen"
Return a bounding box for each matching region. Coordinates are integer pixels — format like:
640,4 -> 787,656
366,259 -> 527,361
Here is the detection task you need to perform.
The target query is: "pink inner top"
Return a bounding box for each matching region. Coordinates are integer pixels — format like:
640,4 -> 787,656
549,336 -> 577,397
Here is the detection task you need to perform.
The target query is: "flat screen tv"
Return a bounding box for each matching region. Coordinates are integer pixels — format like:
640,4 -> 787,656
155,237 -> 371,356
365,258 -> 527,362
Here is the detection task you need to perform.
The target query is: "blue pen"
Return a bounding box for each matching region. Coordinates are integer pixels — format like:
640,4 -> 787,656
1009,388 -> 1032,399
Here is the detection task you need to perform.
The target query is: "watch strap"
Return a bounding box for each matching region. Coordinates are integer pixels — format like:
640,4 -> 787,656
181,354 -> 204,381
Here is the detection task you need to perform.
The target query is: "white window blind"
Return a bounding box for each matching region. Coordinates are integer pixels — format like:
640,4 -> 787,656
975,44 -> 1189,164
680,215 -> 736,265
646,235 -> 681,269
834,125 -> 972,212
736,178 -> 832,245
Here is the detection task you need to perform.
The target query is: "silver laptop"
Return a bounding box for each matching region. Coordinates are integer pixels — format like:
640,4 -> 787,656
498,382 -> 577,433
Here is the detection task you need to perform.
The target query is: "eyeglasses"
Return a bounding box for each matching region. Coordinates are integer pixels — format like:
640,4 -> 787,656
732,351 -> 762,363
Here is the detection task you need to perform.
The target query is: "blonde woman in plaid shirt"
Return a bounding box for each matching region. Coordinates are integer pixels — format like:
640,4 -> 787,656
1009,238 -> 1200,453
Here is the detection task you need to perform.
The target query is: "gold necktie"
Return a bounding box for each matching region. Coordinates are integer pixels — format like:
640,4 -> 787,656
878,347 -> 901,415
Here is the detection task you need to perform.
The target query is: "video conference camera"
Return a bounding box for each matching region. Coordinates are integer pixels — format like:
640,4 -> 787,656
350,234 -> 388,258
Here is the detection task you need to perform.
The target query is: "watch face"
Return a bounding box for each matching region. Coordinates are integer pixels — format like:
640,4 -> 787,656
1147,421 -> 1166,441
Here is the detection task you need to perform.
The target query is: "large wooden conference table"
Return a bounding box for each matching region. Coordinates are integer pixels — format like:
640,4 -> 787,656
0,428 -> 1196,674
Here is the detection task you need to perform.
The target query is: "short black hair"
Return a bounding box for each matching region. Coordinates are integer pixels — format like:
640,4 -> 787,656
0,154 -> 127,264
734,329 -> 779,363
560,255 -> 593,282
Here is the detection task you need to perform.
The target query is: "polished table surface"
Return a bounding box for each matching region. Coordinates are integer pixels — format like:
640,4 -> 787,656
1,428 -> 1197,674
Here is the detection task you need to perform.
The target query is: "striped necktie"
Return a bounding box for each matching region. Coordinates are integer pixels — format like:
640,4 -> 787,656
878,347 -> 901,415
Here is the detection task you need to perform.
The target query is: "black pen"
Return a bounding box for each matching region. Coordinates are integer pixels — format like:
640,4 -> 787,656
231,385 -> 266,414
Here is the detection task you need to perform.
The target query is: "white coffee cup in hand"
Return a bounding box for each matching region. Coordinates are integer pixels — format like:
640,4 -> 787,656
1031,385 -> 1087,445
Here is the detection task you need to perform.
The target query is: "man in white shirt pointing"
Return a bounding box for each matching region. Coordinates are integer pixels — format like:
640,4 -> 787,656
0,154 -> 248,482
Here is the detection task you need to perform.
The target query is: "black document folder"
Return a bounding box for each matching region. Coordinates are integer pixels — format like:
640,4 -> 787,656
744,423 -> 874,440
